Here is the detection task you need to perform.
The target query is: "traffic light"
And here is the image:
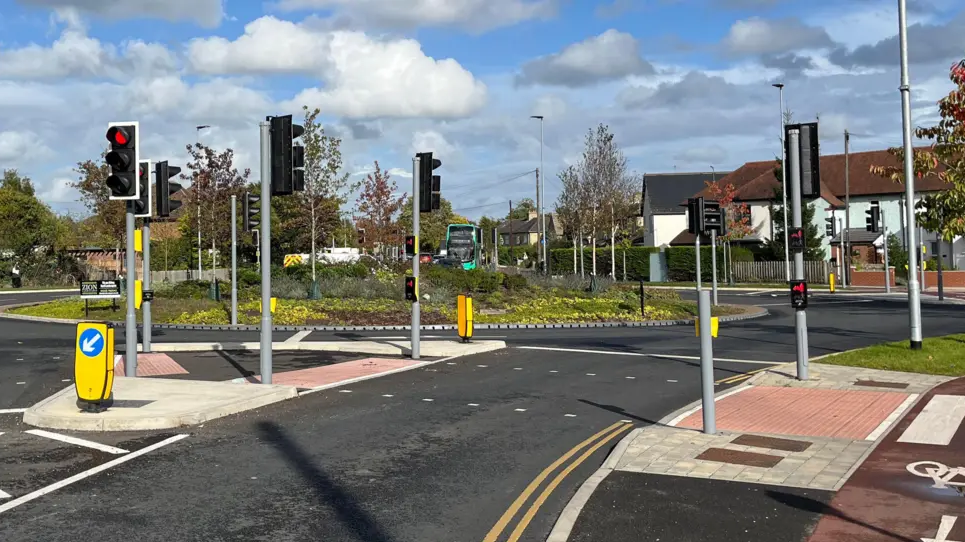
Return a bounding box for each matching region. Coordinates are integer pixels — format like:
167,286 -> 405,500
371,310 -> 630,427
687,197 -> 704,235
702,200 -> 725,235
417,152 -> 442,212
133,160 -> 152,217
105,122 -> 139,200
244,193 -> 260,231
358,228 -> 365,245
155,161 -> 182,218
825,216 -> 835,237
405,235 -> 416,256
788,227 -> 805,251
405,276 -> 418,302
790,279 -> 808,309
268,114 -> 305,196
865,203 -> 880,233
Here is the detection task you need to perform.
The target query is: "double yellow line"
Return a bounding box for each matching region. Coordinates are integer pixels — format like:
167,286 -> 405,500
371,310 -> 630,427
483,421 -> 634,542
715,366 -> 773,385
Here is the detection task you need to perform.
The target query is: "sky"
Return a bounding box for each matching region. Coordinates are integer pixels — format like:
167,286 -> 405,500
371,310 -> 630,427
0,0 -> 963,221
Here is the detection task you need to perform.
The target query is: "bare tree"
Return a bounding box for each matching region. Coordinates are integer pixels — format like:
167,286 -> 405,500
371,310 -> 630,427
555,165 -> 582,275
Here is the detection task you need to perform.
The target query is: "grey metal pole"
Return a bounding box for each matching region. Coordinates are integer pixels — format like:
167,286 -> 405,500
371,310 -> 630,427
197,205 -> 202,280
698,289 -> 715,435
411,156 -> 421,360
695,235 -> 702,291
231,194 -> 238,326
898,0 -> 923,349
125,203 -> 137,376
844,130 -> 851,287
779,86 -> 791,283
540,119 -> 547,274
142,218 -> 151,353
259,121 -> 273,383
920,226 -> 926,292
788,129 -> 809,380
883,216 -> 891,294
711,231 -> 718,305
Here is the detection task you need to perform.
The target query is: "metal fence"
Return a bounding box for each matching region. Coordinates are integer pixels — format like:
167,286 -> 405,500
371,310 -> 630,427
152,269 -> 229,283
730,260 -> 832,284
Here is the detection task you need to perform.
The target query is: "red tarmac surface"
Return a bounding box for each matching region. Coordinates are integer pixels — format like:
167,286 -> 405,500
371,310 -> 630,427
236,357 -> 423,388
113,353 -> 188,377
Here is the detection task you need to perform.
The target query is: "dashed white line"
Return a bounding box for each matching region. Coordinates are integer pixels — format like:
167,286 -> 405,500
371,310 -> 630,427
514,408 -> 527,412
468,403 -> 479,407
15,382 -> 25,385
61,379 -> 70,382
586,373 -> 596,376
549,370 -> 558,373
339,390 -> 352,393
514,367 -> 522,370
0,434 -> 189,515
422,398 -> 434,402
446,362 -> 456,365
15,359 -> 22,361
52,357 -> 60,360
667,379 -> 678,383
24,429 -> 129,455
382,394 -> 394,398
564,414 -> 577,417
626,376 -> 636,380
477,364 -> 488,368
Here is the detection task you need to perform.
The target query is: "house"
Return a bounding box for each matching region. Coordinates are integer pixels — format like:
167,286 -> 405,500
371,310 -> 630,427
496,210 -> 562,247
672,148 -> 952,264
639,171 -> 729,247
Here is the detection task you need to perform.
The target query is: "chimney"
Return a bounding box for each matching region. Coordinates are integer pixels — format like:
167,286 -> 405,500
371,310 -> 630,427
528,210 -> 538,220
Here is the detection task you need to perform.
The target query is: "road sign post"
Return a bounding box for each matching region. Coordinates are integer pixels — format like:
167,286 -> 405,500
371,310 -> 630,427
711,230 -> 718,305
411,155 -> 421,360
124,201 -> 137,377
142,218 -> 152,353
231,194 -> 238,326
75,322 -> 115,412
259,120 -> 272,383
698,289 -> 716,435
788,128 -> 809,380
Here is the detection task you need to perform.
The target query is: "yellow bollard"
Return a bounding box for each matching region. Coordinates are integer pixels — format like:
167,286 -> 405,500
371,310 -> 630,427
457,293 -> 474,342
74,322 -> 115,412
829,273 -> 835,293
694,317 -> 719,338
135,279 -> 143,309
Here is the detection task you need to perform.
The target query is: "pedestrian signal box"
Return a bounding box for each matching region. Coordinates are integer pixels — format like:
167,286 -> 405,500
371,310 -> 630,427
790,280 -> 808,309
405,276 -> 418,302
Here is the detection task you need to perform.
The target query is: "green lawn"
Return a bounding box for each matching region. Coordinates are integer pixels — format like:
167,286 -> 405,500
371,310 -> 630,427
821,333 -> 965,376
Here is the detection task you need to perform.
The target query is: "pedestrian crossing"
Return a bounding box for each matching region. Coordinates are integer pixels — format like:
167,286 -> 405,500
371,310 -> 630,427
897,394 -> 965,446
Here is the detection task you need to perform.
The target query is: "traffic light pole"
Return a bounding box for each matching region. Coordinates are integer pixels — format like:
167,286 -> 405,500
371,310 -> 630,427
899,0 -> 923,349
710,231 -> 718,305
694,235 -> 702,291
788,128 -> 809,381
142,218 -> 152,353
259,121 -> 273,383
882,213 -> 891,294
231,194 -> 238,326
411,155 -> 421,360
125,202 -> 137,377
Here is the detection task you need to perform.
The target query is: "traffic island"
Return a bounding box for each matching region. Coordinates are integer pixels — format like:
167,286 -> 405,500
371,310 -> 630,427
23,377 -> 298,431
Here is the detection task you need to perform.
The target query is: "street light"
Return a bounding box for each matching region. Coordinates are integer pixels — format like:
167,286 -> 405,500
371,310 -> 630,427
195,125 -> 209,279
772,83 -> 791,282
530,115 -> 546,274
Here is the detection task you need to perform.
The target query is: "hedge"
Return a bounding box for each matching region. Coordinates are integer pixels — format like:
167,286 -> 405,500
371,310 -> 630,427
550,247 -> 660,280
666,246 -> 753,282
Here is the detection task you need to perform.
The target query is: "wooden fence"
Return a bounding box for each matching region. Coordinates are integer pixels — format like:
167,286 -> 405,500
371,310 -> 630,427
730,260 -> 832,284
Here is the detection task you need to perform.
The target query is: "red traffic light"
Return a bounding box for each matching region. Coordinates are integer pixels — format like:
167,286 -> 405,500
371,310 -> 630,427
106,126 -> 130,146
792,283 -> 805,293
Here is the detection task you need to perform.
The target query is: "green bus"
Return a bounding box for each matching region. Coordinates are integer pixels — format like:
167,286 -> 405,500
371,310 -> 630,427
444,224 -> 482,270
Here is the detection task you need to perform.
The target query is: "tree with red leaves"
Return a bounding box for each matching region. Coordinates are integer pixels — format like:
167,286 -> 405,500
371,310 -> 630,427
705,180 -> 756,283
871,59 -> 965,241
354,161 -> 406,255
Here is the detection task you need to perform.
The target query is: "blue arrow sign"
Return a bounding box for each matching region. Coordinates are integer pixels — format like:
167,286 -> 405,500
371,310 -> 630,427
79,328 -> 105,357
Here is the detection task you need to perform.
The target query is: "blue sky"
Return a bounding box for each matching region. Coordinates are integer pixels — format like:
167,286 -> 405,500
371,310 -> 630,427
0,0 -> 963,220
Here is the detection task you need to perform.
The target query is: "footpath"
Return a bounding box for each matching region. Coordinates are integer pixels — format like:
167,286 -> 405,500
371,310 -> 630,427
23,339 -> 504,431
550,363 -> 965,542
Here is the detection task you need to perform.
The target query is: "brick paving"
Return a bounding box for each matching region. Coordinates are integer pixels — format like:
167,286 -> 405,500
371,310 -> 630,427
234,357 -> 423,388
113,353 -> 188,377
610,362 -> 954,492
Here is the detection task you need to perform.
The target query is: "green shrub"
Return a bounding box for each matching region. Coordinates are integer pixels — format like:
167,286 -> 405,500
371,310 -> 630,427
164,280 -> 210,299
666,246 -> 727,282
237,268 -> 261,287
550,247 -> 659,280
504,274 -> 527,290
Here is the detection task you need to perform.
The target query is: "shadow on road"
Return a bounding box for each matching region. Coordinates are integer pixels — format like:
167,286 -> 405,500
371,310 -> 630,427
257,420 -> 400,542
766,490 -> 916,542
578,399 -> 681,430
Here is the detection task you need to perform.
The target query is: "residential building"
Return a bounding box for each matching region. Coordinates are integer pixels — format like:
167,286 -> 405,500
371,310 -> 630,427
496,210 -> 562,247
672,148 -> 951,264
639,171 -> 728,247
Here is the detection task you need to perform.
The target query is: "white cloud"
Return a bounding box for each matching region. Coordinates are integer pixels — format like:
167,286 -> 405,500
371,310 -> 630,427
516,29 -> 653,87
18,0 -> 224,27
188,16 -> 487,119
272,0 -> 557,33
723,17 -> 834,56
0,130 -> 54,163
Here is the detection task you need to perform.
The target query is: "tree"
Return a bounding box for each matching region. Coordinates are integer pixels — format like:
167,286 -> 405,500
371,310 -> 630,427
768,185 -> 825,260
289,106 -> 356,279
355,161 -> 406,255
871,59 -> 965,240
704,180 -> 755,283
507,198 -> 536,220
478,215 -> 499,264
179,143 -> 250,277
72,151 -> 126,253
555,165 -> 587,276
0,170 -> 56,258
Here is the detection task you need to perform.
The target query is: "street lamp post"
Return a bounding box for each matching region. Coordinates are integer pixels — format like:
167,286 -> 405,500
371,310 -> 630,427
772,83 -> 791,283
195,125 -> 210,280
531,115 -> 546,274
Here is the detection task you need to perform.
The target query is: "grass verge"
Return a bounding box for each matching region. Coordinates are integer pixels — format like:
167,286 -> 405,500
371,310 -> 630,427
821,333 -> 965,376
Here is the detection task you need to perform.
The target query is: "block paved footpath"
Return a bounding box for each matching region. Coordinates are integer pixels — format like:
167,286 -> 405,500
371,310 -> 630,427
552,363 -> 965,542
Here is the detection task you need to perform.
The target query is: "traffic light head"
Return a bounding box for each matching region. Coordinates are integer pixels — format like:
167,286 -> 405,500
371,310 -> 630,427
790,279 -> 808,309
865,204 -> 880,233
269,114 -> 305,196
292,144 -> 305,192
244,193 -> 261,231
358,228 -> 366,245
405,235 -> 416,256
687,197 -> 705,235
405,276 -> 418,302
156,161 -> 183,218
133,160 -> 152,217
417,152 -> 442,212
105,122 -> 139,200
825,216 -> 835,237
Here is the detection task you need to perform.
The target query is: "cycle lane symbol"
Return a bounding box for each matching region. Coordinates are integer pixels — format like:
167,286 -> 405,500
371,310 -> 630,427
907,461 -> 965,496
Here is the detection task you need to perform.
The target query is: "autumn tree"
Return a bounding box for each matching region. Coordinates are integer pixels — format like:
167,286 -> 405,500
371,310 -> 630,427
871,59 -> 965,244
354,161 -> 406,255
72,151 -> 125,250
556,165 -> 588,276
178,143 -> 250,278
705,180 -> 755,282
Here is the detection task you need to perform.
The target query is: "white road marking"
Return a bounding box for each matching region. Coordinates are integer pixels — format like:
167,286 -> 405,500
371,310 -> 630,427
514,367 -> 522,370
52,357 -> 60,360
564,414 -> 577,417
667,379 -> 678,383
515,408 -> 527,412
898,395 -> 965,445
866,393 -> 919,441
283,330 -> 313,344
550,370 -> 558,373
645,354 -> 779,365
666,386 -> 752,427
518,346 -> 647,356
921,515 -> 958,542
422,398 -> 434,402
382,394 -> 394,398
15,359 -> 22,361
586,373 -> 596,376
61,379 -> 70,382
755,300 -> 873,307
0,489 -> 10,499
15,382 -> 25,385
468,403 -> 479,406
477,364 -> 488,368
0,408 -> 26,414
24,429 -> 129,455
364,335 -> 507,339
0,434 -> 189,515
338,390 -> 352,393
626,377 -> 636,380
446,362 -> 456,365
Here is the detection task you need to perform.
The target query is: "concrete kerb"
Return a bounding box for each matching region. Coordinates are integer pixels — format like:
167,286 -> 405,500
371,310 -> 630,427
0,304 -> 769,331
